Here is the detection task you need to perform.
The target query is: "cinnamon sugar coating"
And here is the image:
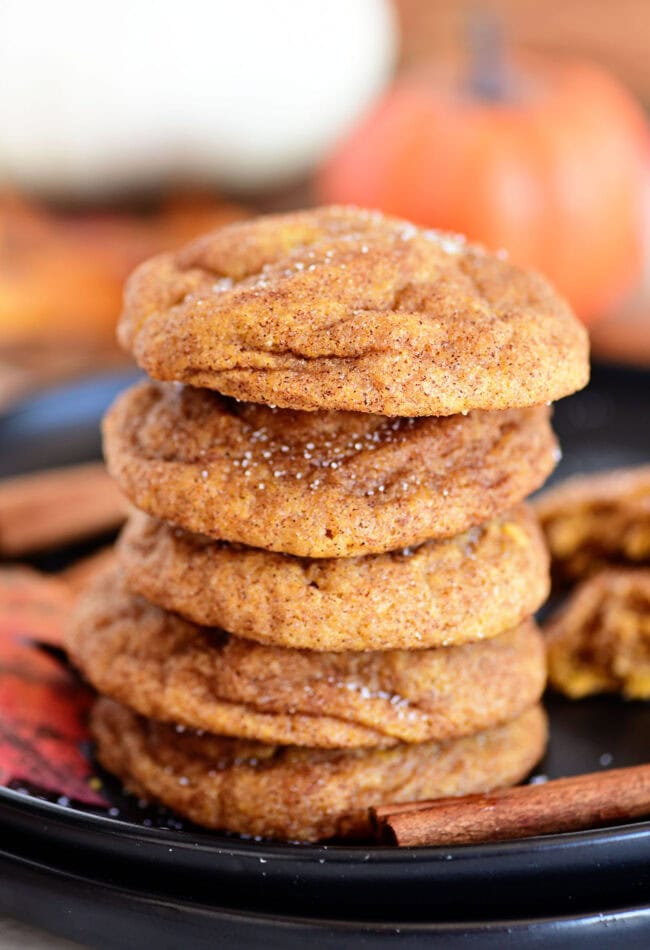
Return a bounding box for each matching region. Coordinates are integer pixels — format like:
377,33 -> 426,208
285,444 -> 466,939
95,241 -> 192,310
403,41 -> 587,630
67,569 -> 546,749
118,506 -> 549,651
91,698 -> 547,841
103,380 -> 558,557
118,206 -> 589,415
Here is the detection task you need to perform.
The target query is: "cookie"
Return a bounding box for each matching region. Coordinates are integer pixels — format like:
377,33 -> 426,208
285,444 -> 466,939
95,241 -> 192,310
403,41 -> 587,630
91,699 -> 546,841
104,381 -> 558,558
68,569 -> 546,748
118,206 -> 588,416
545,568 -> 650,700
119,505 -> 549,651
536,466 -> 650,583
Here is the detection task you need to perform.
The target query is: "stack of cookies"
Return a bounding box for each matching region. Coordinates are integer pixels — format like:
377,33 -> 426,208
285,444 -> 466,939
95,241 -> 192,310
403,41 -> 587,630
67,207 -> 589,842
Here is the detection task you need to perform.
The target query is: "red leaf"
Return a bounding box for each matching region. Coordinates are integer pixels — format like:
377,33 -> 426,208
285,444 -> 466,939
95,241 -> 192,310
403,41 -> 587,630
0,568 -> 107,806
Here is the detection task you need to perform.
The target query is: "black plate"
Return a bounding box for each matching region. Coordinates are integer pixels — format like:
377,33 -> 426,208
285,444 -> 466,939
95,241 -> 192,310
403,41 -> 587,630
1,364 -> 650,948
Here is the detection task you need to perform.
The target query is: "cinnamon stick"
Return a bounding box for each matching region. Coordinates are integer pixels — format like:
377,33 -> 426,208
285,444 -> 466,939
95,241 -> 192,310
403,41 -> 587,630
372,764 -> 650,847
0,463 -> 127,556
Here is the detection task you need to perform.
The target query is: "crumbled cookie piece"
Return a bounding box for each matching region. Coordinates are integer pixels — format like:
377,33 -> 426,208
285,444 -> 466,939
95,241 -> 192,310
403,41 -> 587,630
545,568 -> 650,699
536,466 -> 650,583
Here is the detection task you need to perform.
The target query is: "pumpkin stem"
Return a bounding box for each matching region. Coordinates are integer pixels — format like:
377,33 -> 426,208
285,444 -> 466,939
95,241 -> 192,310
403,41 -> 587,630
466,9 -> 509,101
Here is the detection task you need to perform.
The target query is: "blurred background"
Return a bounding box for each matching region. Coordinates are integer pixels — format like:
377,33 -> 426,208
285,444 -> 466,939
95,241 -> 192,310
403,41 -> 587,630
2,0 -> 650,412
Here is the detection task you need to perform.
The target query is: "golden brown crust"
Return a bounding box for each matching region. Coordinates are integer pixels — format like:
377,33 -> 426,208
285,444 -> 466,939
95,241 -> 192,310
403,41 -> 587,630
68,569 -> 547,748
103,381 -> 558,558
536,466 -> 650,583
118,206 -> 588,415
545,568 -> 650,700
118,506 -> 549,651
91,699 -> 547,841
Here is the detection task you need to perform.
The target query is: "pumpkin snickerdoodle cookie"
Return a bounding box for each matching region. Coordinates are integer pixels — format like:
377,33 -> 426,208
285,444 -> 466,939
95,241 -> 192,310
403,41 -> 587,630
91,698 -> 547,842
104,380 -> 558,558
67,570 -> 546,749
536,465 -> 650,583
545,568 -> 650,700
118,206 -> 588,416
118,505 -> 549,651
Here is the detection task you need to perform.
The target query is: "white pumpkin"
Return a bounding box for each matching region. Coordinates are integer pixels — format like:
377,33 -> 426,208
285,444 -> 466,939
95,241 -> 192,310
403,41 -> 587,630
0,0 -> 396,195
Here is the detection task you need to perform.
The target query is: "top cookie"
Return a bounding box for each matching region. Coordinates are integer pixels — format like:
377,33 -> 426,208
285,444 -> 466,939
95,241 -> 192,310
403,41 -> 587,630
118,206 -> 589,416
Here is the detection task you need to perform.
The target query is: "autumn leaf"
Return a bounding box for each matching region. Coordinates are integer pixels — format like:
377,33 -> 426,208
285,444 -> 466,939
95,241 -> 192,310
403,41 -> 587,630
0,568 -> 107,806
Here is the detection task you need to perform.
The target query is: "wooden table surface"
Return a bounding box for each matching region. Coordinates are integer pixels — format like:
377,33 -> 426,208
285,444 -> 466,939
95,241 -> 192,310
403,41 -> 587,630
0,916 -> 84,948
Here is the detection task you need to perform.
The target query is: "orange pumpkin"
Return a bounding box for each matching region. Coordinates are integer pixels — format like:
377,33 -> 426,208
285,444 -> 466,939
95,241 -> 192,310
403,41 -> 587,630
318,55 -> 650,323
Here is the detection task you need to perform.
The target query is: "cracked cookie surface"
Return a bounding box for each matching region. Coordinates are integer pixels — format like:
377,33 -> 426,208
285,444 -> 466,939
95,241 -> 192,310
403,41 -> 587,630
104,380 -> 558,557
91,698 -> 547,841
68,569 -> 546,748
118,506 -> 549,650
118,206 -> 589,416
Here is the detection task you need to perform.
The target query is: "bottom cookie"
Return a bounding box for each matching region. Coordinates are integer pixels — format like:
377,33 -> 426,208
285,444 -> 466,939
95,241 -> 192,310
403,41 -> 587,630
91,699 -> 547,842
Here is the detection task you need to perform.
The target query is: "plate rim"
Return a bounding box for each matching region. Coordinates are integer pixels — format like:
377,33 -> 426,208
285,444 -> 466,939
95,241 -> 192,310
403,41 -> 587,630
3,842 -> 650,935
2,784 -> 650,863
